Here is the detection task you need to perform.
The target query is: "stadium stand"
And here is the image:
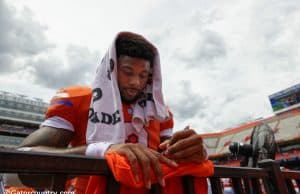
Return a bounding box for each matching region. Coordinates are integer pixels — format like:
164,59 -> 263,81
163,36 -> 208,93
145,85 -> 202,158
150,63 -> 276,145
0,91 -> 48,148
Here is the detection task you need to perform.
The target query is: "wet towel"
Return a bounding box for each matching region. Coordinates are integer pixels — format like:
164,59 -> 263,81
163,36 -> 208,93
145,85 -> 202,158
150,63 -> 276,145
86,32 -> 169,144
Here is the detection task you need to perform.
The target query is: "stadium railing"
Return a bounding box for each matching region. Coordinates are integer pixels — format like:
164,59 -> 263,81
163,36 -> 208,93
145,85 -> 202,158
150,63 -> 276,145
0,148 -> 299,194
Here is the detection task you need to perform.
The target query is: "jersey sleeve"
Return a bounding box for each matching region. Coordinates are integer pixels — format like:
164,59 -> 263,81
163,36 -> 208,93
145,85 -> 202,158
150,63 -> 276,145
41,116 -> 75,132
45,89 -> 78,129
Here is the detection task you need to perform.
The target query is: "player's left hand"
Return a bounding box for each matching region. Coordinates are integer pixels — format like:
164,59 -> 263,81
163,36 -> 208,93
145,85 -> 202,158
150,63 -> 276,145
159,128 -> 207,163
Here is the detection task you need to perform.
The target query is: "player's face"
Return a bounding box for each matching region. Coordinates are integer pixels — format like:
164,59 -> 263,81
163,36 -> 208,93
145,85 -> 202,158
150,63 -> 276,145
117,56 -> 151,104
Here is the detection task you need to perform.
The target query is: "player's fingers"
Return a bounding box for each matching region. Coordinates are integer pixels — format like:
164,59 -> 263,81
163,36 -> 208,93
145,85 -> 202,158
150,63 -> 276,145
131,145 -> 152,189
168,129 -> 196,146
145,149 -> 165,187
166,134 -> 203,155
158,139 -> 170,150
118,146 -> 140,182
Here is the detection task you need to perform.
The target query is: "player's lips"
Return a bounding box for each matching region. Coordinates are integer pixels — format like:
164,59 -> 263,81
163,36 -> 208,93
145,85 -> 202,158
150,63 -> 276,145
124,88 -> 139,97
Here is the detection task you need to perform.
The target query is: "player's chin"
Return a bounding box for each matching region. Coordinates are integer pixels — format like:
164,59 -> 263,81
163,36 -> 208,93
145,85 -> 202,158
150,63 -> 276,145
121,94 -> 140,104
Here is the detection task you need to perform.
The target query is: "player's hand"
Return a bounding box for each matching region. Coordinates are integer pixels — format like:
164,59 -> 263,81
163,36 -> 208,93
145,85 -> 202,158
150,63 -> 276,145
159,128 -> 207,163
106,143 -> 178,189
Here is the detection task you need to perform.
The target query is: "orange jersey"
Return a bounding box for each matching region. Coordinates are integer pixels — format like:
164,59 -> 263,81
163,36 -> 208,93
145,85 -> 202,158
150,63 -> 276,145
46,86 -> 173,148
45,86 -> 174,194
85,152 -> 214,194
45,86 -> 92,193
46,86 -> 92,146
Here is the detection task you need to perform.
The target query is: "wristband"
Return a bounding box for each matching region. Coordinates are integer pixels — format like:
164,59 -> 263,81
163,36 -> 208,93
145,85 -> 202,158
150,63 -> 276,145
85,142 -> 113,158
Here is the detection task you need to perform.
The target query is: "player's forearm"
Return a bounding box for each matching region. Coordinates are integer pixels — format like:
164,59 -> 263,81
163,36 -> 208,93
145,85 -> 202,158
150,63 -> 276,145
17,145 -> 87,155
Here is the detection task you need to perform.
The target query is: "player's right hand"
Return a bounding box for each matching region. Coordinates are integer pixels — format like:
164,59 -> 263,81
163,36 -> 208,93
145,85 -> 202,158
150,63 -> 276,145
106,143 -> 178,189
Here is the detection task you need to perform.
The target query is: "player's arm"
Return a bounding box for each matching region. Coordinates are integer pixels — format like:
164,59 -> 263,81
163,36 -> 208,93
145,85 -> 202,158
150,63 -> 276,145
18,126 -> 86,155
17,126 -> 86,189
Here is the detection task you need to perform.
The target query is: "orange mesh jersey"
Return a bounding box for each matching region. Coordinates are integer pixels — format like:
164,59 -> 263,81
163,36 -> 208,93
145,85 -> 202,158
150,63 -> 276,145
85,152 -> 214,194
46,86 -> 92,147
45,86 -> 174,193
46,86 -> 92,194
47,86 -> 173,148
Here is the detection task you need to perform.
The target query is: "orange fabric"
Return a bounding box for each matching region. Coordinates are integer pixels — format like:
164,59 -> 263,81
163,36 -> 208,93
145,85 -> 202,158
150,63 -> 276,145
122,104 -> 133,122
65,175 -> 90,194
46,86 -> 92,146
85,176 -> 107,194
146,119 -> 161,150
85,152 -> 214,194
146,113 -> 173,150
159,112 -> 174,131
122,104 -> 174,150
45,86 -> 174,194
45,86 -> 92,194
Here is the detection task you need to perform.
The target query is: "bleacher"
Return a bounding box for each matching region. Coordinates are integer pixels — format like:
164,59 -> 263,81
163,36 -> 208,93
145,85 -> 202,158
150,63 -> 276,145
0,90 -> 48,148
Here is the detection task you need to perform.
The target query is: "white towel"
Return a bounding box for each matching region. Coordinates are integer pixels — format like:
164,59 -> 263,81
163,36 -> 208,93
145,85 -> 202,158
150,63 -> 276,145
86,32 -> 169,144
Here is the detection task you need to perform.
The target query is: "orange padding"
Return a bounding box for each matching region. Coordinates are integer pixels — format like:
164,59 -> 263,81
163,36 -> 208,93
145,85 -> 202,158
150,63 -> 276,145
85,152 -> 214,194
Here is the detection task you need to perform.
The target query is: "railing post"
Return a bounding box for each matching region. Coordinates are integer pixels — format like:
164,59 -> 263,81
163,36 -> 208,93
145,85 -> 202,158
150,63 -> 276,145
209,177 -> 223,194
296,179 -> 300,190
51,174 -> 68,192
106,174 -> 120,194
231,178 -> 244,194
251,178 -> 263,194
242,177 -> 251,194
150,183 -> 162,194
182,176 -> 195,194
285,179 -> 296,194
258,159 -> 288,194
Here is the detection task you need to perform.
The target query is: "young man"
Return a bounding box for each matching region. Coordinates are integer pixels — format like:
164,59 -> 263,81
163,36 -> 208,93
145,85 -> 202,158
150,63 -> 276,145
19,32 -> 207,193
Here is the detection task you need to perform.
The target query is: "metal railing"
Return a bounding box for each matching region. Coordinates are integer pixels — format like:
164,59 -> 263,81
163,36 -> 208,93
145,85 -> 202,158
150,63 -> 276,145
0,148 -> 299,194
